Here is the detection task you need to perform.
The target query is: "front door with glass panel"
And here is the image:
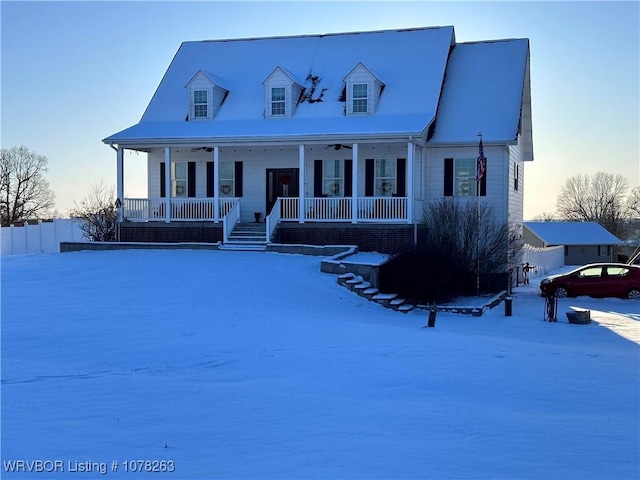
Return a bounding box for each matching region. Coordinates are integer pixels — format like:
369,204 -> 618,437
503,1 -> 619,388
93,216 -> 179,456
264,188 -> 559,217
266,168 -> 299,215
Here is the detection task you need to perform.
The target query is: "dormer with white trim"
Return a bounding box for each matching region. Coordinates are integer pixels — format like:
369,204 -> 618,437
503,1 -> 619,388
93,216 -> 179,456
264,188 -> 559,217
343,62 -> 385,115
185,70 -> 228,121
262,67 -> 304,118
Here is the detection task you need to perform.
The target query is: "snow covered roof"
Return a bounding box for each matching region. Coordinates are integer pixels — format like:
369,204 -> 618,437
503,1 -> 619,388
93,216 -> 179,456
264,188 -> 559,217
524,222 -> 623,246
103,27 -> 530,147
429,39 -> 530,144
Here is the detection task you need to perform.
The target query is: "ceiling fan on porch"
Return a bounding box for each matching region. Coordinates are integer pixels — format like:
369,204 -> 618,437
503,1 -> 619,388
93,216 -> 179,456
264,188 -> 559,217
327,144 -> 352,150
191,147 -> 213,153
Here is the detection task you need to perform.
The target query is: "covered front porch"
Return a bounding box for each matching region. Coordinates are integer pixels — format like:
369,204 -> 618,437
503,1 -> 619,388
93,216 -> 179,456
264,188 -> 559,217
113,140 -> 419,244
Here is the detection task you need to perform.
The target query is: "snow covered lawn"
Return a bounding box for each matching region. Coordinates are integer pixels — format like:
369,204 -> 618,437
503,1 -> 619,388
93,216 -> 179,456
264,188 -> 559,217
2,250 -> 638,479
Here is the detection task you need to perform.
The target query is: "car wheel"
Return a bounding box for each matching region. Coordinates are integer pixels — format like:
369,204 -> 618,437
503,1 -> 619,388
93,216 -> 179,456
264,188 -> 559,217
554,287 -> 569,298
626,289 -> 640,300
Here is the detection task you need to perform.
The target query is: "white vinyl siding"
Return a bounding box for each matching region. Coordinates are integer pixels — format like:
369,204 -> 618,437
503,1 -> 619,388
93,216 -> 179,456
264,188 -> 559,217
263,67 -> 303,118
425,145 -> 508,222
344,63 -> 384,116
186,71 -> 228,121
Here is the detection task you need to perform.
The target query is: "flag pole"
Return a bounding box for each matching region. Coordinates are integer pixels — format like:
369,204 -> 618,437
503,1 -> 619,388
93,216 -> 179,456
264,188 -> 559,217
476,132 -> 484,296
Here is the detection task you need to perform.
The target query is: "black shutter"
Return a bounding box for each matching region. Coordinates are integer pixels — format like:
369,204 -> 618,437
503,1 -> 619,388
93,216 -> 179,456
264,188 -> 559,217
444,158 -> 454,196
396,158 -> 406,197
234,161 -> 243,197
365,159 -> 374,197
188,162 -> 196,197
480,162 -> 487,196
160,162 -> 166,198
344,159 -> 353,197
314,160 -> 323,197
206,161 -> 215,197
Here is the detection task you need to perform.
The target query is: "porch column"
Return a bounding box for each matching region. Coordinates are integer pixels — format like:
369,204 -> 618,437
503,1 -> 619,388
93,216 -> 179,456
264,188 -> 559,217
213,147 -> 220,223
116,147 -> 124,222
164,147 -> 171,223
407,140 -> 414,223
351,143 -> 358,223
299,144 -> 305,223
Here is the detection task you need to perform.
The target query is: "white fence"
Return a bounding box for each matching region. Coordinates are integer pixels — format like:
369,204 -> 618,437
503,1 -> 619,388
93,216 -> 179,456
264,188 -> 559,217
522,244 -> 565,277
1,219 -> 86,256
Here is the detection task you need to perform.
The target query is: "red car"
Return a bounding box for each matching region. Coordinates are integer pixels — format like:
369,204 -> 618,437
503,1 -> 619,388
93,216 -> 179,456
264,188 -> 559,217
539,263 -> 640,300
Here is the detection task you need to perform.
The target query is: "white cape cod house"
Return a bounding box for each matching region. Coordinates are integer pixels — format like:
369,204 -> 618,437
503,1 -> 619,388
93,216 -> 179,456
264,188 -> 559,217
103,26 -> 533,252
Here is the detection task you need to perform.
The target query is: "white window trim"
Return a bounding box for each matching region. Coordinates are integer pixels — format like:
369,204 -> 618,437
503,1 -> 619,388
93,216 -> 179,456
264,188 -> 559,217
374,158 -> 396,197
190,87 -> 212,120
218,161 -> 235,198
454,158 -> 477,197
351,83 -> 369,114
172,161 -> 188,197
323,159 -> 344,197
269,86 -> 287,117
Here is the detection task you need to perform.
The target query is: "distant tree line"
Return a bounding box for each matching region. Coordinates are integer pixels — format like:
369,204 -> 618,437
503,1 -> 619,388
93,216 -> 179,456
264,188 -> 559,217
534,172 -> 640,240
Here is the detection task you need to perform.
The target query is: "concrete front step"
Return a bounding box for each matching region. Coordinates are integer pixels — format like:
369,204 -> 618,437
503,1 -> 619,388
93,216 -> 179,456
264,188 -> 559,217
218,243 -> 267,252
228,235 -> 267,242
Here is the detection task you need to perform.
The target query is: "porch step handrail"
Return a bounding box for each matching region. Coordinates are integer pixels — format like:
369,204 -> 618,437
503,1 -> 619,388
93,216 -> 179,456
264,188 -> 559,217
223,199 -> 241,243
265,198 -> 281,242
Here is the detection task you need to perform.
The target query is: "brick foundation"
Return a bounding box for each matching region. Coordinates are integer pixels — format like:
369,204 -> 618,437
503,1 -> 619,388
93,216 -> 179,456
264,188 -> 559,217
119,222 -> 223,243
274,223 -> 426,254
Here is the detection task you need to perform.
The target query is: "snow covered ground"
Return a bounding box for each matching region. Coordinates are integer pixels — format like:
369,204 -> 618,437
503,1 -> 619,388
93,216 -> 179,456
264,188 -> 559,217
2,249 -> 638,479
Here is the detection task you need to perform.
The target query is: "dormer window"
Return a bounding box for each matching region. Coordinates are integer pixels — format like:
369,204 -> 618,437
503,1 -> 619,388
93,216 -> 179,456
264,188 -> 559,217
185,70 -> 228,121
192,90 -> 209,118
271,87 -> 286,116
344,62 -> 385,116
263,67 -> 304,119
352,84 -> 368,113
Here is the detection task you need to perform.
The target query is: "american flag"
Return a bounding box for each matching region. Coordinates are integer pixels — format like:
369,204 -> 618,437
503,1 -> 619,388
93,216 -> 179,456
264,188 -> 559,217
476,138 -> 487,183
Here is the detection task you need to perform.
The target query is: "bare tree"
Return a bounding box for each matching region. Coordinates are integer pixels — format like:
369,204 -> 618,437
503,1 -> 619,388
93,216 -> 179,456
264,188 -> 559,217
69,182 -> 117,242
532,212 -> 557,222
0,146 -> 56,226
627,186 -> 640,218
556,172 -> 629,237
380,198 -> 519,303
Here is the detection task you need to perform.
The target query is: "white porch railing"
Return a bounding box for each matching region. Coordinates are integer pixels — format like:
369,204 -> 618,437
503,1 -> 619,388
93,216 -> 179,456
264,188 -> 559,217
266,198 -> 281,242
278,197 -> 408,222
123,198 -> 237,222
223,200 -> 241,243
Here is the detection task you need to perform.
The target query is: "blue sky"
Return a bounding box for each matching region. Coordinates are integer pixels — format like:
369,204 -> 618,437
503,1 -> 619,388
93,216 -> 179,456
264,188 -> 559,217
2,0 -> 638,219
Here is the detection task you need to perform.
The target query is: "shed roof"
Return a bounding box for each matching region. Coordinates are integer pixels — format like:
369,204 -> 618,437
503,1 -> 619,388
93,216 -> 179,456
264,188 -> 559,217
524,222 -> 623,246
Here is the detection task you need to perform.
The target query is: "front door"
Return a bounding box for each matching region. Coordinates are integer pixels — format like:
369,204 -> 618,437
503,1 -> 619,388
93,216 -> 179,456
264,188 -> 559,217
266,168 -> 299,215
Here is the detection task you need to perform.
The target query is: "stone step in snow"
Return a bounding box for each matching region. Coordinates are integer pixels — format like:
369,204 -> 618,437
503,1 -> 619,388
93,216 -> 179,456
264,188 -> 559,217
337,273 -> 355,287
389,298 -> 406,311
353,281 -> 372,293
372,292 -> 398,307
362,287 -> 379,300
398,304 -> 415,313
345,276 -> 364,291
